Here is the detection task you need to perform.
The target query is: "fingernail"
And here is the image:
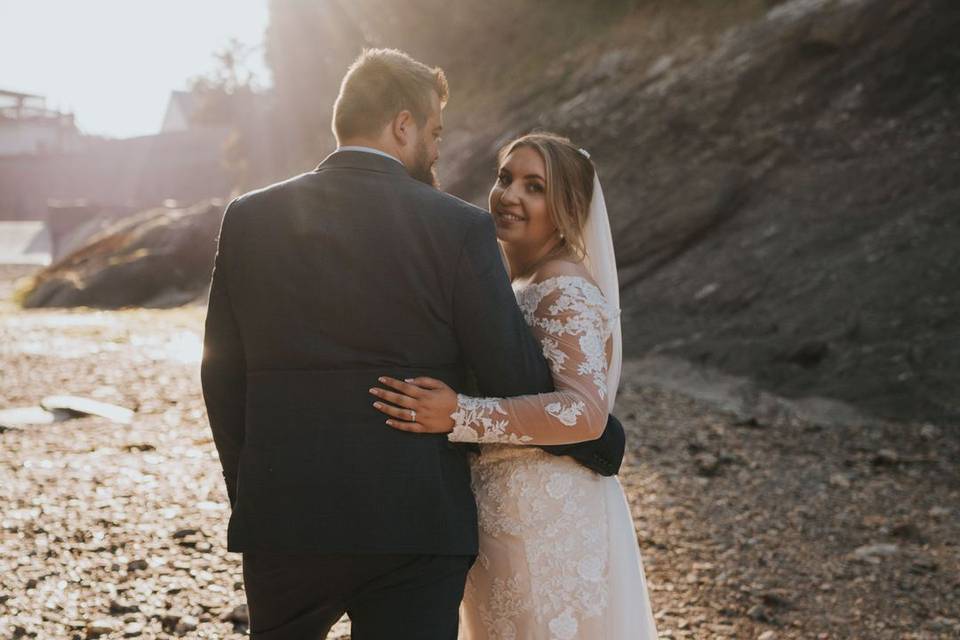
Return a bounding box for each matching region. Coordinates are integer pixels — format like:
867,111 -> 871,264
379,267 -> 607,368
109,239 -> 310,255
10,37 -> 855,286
385,420 -> 392,426
378,377 -> 386,383
369,388 -> 377,394
373,402 -> 382,409
404,378 -> 414,383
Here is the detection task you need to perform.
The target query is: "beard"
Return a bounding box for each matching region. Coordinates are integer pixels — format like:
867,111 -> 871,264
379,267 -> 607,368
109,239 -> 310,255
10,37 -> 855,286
409,138 -> 439,188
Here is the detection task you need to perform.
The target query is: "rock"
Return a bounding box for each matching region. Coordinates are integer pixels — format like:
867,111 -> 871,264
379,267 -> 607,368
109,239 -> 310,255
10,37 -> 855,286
694,452 -> 721,477
911,558 -> 939,573
222,603 -> 249,624
39,395 -> 134,424
871,449 -> 900,466
920,423 -> 940,439
85,619 -> 118,638
747,603 -> 772,622
0,406 -> 59,428
829,472 -> 851,488
852,543 -> 899,562
760,590 -> 791,608
160,612 -> 182,632
109,598 -> 140,614
890,522 -> 923,542
122,622 -> 144,637
928,506 -> 951,519
123,443 -> 156,452
126,558 -> 148,572
758,631 -> 777,640
20,200 -> 223,309
175,615 -> 199,635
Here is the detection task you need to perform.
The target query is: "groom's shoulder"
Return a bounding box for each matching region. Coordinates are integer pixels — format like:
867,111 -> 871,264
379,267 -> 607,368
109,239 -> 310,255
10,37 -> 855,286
232,172 -> 312,208
219,172 -> 315,222
412,185 -> 491,230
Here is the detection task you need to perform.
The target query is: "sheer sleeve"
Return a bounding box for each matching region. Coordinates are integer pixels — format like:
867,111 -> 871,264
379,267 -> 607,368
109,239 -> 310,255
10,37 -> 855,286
448,276 -> 613,446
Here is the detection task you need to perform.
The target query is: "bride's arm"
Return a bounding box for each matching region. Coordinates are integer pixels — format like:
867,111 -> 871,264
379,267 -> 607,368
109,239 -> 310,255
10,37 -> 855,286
371,279 -> 610,446
447,281 -> 610,445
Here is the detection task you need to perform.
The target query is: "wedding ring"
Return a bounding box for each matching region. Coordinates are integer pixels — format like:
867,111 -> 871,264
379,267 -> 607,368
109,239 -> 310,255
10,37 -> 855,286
409,409 -> 417,422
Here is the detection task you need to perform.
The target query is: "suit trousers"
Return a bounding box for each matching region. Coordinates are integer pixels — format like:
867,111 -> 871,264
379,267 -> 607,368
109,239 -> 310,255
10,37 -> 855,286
242,552 -> 474,639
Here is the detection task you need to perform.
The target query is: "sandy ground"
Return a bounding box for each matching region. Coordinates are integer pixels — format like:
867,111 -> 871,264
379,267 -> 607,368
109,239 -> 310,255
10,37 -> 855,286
0,266 -> 958,639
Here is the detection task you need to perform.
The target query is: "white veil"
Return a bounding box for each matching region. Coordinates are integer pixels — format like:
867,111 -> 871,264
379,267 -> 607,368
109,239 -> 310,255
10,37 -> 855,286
578,153 -> 622,412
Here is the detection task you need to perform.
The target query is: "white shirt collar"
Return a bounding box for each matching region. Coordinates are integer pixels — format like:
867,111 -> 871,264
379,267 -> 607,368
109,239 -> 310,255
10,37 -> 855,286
336,145 -> 403,165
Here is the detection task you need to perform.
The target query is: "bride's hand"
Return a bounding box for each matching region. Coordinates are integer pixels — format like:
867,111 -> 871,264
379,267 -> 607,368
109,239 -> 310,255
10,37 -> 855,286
369,376 -> 457,433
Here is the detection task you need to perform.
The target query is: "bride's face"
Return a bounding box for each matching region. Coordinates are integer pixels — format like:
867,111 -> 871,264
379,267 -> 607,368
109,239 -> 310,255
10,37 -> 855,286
489,146 -> 557,249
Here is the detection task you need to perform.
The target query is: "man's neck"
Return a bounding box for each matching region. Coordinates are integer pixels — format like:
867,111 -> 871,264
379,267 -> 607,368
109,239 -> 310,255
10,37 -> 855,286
338,138 -> 398,157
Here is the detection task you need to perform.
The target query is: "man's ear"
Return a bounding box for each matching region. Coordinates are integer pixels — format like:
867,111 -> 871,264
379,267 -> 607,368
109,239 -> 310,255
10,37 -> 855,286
392,110 -> 415,147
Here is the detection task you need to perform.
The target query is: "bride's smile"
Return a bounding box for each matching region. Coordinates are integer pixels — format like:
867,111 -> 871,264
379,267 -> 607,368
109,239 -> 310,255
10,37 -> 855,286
493,207 -> 526,224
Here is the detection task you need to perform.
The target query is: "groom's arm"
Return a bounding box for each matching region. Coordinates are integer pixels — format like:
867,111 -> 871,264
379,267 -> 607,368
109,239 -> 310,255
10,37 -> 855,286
200,201 -> 247,506
452,215 -> 553,398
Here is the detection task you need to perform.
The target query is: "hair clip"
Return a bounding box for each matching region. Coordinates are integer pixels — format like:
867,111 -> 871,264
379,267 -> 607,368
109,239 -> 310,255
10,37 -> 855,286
578,147 -> 591,159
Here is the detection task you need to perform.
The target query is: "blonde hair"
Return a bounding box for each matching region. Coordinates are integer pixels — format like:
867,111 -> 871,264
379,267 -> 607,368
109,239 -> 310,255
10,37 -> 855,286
498,132 -> 595,260
332,48 -> 448,143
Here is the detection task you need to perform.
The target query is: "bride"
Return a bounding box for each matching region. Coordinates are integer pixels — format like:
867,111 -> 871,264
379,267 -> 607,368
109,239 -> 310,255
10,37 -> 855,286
370,132 -> 658,639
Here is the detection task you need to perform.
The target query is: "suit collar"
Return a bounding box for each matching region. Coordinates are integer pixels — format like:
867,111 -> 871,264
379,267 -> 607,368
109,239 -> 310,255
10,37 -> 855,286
316,149 -> 410,177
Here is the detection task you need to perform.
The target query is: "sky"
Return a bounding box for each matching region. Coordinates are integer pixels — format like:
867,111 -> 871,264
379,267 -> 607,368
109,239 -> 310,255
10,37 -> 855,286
0,0 -> 270,139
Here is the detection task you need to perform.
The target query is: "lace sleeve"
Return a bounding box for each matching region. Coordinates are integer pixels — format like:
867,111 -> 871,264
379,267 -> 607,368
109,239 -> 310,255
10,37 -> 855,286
448,276 -> 612,445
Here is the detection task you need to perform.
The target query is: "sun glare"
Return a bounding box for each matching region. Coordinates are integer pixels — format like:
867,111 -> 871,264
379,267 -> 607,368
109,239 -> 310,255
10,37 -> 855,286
0,0 -> 269,139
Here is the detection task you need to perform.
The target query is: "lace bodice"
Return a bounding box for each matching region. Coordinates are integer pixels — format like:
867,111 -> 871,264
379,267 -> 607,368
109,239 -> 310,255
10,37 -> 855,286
448,275 -> 615,446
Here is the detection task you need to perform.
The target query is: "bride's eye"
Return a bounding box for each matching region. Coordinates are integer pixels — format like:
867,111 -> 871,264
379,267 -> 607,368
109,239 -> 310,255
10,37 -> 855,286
527,182 -> 544,194
497,173 -> 510,186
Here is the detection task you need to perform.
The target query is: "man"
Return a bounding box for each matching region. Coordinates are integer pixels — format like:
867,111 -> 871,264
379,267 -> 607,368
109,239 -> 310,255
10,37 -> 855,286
201,48 -> 620,639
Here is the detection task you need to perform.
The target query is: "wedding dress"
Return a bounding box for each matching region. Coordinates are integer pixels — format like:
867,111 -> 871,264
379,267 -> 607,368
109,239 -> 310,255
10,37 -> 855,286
450,273 -> 658,639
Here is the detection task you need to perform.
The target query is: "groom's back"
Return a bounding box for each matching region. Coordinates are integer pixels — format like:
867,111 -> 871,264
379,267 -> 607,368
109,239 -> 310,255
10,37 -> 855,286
228,153 -> 477,372
212,150 -> 487,553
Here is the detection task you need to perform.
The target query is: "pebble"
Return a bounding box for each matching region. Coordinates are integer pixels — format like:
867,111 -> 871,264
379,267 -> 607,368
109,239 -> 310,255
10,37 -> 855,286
175,615 -> 199,634
222,603 -> 250,624
85,619 -> 117,638
852,543 -> 899,561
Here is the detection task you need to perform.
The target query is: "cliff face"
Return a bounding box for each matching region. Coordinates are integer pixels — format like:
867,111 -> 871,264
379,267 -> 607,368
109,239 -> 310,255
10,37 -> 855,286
431,0 -> 959,425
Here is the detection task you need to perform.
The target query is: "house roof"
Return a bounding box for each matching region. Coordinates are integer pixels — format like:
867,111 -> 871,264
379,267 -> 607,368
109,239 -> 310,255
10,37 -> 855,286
0,89 -> 43,100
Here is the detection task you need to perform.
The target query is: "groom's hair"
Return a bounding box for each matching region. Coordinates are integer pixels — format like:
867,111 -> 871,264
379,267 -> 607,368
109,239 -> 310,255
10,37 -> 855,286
333,48 -> 448,143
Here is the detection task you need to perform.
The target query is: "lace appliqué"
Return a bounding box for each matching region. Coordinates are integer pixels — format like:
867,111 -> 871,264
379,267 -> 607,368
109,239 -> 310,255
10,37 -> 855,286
476,574 -> 531,640
520,276 -> 613,401
467,450 -> 610,639
450,394 -> 532,444
545,399 -> 586,427
540,337 -> 567,375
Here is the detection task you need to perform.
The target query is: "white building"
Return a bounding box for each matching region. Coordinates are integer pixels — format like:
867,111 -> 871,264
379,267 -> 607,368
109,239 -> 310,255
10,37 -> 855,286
160,90 -> 201,133
0,89 -> 82,156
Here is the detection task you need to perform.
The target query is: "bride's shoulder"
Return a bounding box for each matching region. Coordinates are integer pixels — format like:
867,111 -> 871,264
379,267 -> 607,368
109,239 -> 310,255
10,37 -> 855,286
530,259 -> 599,292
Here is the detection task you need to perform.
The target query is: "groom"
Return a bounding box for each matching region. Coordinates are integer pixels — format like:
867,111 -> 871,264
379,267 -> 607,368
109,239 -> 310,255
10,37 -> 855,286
201,48 -> 621,639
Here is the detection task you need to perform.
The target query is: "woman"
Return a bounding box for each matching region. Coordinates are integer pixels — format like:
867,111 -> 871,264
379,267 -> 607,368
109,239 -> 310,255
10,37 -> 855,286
370,133 -> 658,639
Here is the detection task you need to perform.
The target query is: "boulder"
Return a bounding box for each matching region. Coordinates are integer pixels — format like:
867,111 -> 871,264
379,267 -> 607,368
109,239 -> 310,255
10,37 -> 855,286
20,200 -> 224,309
